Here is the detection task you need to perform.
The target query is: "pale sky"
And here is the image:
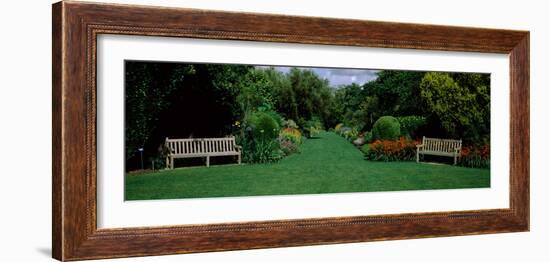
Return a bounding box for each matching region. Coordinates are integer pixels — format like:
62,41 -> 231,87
257,66 -> 379,88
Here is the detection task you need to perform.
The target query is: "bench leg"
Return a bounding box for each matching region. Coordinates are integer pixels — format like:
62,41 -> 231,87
206,156 -> 210,167
416,150 -> 420,163
166,156 -> 169,169
454,155 -> 457,165
238,154 -> 241,165
170,157 -> 174,169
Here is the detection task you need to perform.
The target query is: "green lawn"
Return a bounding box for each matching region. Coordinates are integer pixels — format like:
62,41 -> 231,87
125,131 -> 490,200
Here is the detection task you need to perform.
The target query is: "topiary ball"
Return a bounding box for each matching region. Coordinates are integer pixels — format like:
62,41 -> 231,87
372,116 -> 401,140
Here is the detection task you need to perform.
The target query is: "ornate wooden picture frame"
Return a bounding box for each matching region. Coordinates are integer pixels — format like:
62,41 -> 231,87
52,1 -> 529,261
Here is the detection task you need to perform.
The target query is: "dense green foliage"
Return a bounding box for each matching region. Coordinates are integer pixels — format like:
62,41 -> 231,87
360,143 -> 370,154
420,72 -> 490,144
238,110 -> 283,163
331,83 -> 365,129
126,132 -> 489,200
302,117 -> 323,138
330,71 -> 426,131
372,116 -> 401,140
285,68 -> 333,128
125,63 -> 195,161
363,71 -> 426,116
396,116 -> 427,138
245,111 -> 280,142
363,131 -> 373,143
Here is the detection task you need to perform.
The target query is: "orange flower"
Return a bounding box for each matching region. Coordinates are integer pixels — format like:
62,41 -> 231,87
367,137 -> 418,160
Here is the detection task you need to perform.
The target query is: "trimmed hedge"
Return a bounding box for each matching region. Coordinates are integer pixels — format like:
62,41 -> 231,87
372,116 -> 401,140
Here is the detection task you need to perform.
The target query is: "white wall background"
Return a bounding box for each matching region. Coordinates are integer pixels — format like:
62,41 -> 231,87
0,0 -> 547,261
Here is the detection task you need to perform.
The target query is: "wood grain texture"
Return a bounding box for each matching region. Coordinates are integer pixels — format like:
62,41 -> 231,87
52,2 -> 63,260
52,1 -> 530,261
509,35 -> 530,227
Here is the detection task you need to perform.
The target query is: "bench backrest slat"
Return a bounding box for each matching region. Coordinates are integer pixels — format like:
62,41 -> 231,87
422,136 -> 462,153
166,137 -> 237,155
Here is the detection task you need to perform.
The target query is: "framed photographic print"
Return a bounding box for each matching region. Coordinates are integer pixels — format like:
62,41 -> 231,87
52,1 -> 529,261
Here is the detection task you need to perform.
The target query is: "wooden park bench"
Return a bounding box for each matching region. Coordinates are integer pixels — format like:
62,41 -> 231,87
165,137 -> 241,169
416,136 -> 462,165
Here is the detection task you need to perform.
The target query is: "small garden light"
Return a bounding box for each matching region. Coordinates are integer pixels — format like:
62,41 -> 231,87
138,147 -> 144,170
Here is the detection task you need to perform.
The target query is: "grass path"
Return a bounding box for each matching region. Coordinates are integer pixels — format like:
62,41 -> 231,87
125,132 -> 489,200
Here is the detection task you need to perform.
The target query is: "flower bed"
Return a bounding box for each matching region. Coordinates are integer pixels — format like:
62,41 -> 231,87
362,137 -> 420,161
457,144 -> 490,168
278,127 -> 303,155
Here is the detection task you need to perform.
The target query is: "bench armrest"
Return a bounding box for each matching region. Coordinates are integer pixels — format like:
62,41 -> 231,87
235,145 -> 242,152
416,144 -> 424,148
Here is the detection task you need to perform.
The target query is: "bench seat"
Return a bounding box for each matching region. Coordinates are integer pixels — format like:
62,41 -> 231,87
171,151 -> 240,158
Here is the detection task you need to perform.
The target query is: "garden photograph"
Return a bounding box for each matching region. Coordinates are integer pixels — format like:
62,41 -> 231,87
124,61 -> 491,200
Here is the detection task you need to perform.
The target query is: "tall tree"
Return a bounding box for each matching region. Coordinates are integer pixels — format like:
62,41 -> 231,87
419,72 -> 490,143
331,83 -> 363,127
276,68 -> 332,128
125,62 -> 195,161
363,70 -> 426,116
